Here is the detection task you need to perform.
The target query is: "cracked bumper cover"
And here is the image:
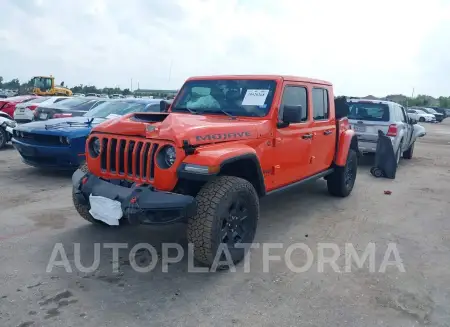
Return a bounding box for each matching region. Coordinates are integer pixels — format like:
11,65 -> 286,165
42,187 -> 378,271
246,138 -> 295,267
72,169 -> 197,224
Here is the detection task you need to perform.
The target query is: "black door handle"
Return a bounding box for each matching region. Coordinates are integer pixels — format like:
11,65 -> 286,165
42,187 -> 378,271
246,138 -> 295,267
302,134 -> 313,139
324,130 -> 333,135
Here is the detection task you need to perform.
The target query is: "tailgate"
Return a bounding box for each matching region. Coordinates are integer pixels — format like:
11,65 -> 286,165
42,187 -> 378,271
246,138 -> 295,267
349,120 -> 391,142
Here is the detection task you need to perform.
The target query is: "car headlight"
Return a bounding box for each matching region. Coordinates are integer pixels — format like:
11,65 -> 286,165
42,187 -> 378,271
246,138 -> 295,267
1,121 -> 16,128
59,136 -> 70,145
89,137 -> 101,158
157,145 -> 177,169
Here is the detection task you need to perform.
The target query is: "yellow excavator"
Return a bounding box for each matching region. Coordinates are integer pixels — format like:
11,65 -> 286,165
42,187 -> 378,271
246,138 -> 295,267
30,75 -> 73,96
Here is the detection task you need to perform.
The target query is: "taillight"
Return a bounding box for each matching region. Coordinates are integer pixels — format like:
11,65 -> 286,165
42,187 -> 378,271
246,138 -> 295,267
387,124 -> 398,136
26,105 -> 38,110
54,113 -> 73,118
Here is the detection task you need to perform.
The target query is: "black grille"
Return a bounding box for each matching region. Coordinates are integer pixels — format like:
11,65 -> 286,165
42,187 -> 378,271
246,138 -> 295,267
14,131 -> 63,146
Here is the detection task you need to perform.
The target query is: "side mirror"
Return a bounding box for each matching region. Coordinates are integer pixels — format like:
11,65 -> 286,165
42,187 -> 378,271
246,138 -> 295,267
410,118 -> 417,125
278,105 -> 303,127
160,100 -> 170,112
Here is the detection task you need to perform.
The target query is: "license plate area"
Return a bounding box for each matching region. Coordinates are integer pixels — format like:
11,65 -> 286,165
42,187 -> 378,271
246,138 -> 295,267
353,124 -> 366,132
89,194 -> 123,225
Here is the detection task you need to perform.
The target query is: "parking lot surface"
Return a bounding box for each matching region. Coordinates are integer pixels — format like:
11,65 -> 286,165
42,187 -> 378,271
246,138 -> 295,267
1,121 -> 449,327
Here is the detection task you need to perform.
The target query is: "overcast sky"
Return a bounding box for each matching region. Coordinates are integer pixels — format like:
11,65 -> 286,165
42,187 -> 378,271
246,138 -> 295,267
1,0 -> 449,97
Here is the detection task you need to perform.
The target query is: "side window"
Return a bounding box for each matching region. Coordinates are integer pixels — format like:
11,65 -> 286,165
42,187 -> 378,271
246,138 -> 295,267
312,88 -> 329,120
279,86 -> 308,122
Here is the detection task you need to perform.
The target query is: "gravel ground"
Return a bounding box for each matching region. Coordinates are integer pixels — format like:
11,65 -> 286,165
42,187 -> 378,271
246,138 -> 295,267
0,121 -> 449,327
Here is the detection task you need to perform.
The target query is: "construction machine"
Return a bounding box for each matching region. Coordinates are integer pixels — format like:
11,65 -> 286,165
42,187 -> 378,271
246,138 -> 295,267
30,75 -> 73,96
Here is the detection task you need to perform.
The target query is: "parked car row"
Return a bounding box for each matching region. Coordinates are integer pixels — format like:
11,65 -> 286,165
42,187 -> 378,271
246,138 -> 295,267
407,106 -> 446,123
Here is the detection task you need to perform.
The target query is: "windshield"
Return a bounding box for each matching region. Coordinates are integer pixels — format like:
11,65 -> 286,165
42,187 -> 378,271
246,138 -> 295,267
56,98 -> 92,107
171,79 -> 277,117
29,97 -> 50,104
33,77 -> 53,90
348,102 -> 390,121
427,108 -> 438,114
84,101 -> 149,118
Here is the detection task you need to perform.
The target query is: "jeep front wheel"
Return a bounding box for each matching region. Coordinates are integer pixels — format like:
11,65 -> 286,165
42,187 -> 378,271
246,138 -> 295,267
327,149 -> 357,197
72,162 -> 113,226
187,176 -> 259,268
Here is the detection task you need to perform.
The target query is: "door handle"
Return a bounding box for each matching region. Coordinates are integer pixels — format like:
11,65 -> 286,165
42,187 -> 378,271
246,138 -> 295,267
302,133 -> 313,139
324,130 -> 333,135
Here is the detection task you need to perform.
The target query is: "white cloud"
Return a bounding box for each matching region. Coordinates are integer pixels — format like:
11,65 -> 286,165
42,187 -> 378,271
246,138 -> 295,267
0,0 -> 449,96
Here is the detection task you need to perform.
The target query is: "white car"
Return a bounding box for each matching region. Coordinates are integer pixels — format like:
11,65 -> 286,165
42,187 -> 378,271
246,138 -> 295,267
14,96 -> 70,123
407,108 -> 435,123
0,112 -> 16,149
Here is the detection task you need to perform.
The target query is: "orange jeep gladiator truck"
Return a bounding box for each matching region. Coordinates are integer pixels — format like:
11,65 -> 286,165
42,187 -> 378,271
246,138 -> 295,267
72,75 -> 358,266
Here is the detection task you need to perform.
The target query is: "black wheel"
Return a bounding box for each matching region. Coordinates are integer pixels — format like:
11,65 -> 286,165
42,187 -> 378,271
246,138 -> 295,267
403,142 -> 414,159
0,128 -> 7,149
419,117 -> 425,122
187,176 -> 259,268
72,162 -> 117,226
370,167 -> 383,178
327,149 -> 357,197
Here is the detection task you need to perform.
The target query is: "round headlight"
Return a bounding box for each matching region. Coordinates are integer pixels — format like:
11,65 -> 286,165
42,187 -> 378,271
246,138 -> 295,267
157,145 -> 177,169
89,137 -> 101,157
164,146 -> 176,167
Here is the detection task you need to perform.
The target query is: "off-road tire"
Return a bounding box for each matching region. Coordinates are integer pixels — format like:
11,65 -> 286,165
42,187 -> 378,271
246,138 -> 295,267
187,176 -> 259,268
403,142 -> 414,159
72,162 -> 111,226
327,149 -> 357,197
0,128 -> 7,149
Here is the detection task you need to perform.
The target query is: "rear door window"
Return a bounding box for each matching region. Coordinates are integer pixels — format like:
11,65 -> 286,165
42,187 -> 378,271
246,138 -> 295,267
348,102 -> 390,121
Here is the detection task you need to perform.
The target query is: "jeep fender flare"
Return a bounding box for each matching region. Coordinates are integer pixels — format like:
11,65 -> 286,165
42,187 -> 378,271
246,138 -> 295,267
177,144 -> 266,196
335,129 -> 359,167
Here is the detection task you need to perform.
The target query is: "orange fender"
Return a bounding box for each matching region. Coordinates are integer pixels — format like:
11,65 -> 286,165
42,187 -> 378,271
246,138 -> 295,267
335,129 -> 357,166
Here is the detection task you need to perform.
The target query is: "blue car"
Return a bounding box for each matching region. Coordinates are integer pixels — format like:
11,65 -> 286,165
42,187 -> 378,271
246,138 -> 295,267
12,98 -> 163,170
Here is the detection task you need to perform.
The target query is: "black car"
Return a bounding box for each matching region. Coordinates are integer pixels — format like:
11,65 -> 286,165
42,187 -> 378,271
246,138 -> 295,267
34,97 -> 108,121
430,107 -> 447,119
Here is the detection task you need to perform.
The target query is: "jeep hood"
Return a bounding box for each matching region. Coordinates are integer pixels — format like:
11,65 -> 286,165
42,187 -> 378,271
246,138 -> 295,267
92,112 -> 270,146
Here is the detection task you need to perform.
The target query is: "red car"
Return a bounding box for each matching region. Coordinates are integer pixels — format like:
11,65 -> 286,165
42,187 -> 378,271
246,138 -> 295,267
0,95 -> 39,118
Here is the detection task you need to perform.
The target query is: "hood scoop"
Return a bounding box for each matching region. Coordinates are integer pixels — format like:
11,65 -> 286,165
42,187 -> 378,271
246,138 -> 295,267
131,113 -> 169,123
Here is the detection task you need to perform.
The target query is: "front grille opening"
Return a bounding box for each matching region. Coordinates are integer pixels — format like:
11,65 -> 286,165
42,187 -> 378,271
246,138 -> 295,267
100,138 -> 108,169
127,140 -> 136,176
141,143 -> 151,179
134,142 -> 144,177
118,140 -> 126,174
110,138 -> 118,172
150,144 -> 159,179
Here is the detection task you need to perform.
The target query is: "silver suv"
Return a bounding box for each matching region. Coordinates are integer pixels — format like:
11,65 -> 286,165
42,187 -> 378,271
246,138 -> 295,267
347,99 -> 426,162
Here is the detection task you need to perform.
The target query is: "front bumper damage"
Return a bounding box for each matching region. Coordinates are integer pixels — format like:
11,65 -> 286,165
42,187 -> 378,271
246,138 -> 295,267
72,169 -> 197,225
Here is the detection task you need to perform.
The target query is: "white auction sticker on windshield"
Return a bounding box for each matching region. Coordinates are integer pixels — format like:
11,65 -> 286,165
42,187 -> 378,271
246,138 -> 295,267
241,89 -> 269,106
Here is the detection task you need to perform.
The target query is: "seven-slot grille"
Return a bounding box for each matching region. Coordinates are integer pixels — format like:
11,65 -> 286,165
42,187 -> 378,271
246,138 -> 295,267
99,137 -> 160,182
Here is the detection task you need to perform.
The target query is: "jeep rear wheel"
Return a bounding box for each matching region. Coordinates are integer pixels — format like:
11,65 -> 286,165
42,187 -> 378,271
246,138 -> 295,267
187,176 -> 259,268
327,149 -> 357,197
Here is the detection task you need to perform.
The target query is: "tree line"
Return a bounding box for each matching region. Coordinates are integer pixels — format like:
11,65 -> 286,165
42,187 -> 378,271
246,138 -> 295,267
1,76 -> 449,107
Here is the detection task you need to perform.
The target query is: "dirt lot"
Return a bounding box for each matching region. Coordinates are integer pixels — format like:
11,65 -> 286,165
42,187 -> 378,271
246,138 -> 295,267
1,121 -> 449,327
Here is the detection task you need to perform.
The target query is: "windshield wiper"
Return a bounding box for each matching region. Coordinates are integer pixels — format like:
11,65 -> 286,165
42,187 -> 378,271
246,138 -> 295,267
197,109 -> 236,119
